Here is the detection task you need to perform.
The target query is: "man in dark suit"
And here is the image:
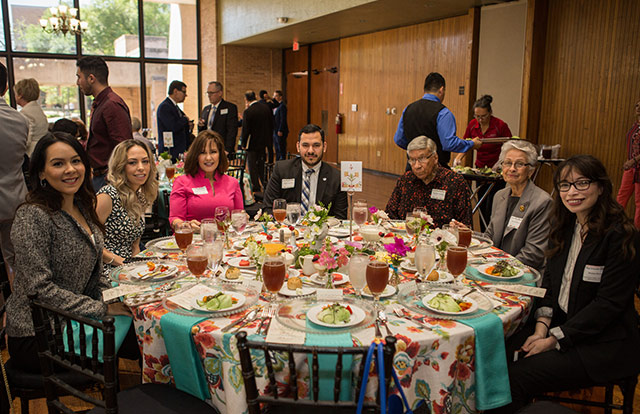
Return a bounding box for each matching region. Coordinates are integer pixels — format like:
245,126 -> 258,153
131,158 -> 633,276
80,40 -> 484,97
273,90 -> 288,160
198,81 -> 238,157
241,90 -> 273,193
264,124 -> 348,219
157,80 -> 193,160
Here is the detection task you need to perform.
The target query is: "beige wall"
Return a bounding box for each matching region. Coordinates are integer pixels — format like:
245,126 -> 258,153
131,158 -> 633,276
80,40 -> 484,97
477,0 -> 527,135
218,0 -> 373,44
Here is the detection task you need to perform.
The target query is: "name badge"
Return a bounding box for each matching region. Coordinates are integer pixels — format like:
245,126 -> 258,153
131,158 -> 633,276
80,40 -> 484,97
163,131 -> 174,147
192,186 -> 208,195
507,216 -> 523,230
220,108 -> 228,115
430,189 -> 446,200
583,265 -> 604,283
282,178 -> 295,189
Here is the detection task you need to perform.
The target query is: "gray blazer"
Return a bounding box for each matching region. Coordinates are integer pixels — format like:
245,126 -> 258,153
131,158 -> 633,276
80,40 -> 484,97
0,99 -> 29,221
484,180 -> 552,271
6,204 -> 108,337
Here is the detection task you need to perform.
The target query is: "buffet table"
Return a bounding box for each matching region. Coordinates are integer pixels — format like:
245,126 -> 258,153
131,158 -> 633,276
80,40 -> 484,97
117,226 -> 536,414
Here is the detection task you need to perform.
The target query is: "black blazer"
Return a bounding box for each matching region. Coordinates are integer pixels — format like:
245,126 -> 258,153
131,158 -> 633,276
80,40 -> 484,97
539,221 -> 640,382
198,99 -> 239,154
274,102 -> 288,136
157,97 -> 190,158
263,158 -> 348,219
241,101 -> 273,151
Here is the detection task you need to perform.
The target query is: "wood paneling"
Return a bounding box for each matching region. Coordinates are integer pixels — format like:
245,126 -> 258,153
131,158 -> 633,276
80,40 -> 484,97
339,12 -> 478,174
310,40 -> 340,163
284,46 -> 309,155
535,0 -> 640,199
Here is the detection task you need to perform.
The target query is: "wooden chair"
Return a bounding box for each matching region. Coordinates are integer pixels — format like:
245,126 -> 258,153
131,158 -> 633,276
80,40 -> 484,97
141,199 -> 170,244
235,331 -> 396,414
29,295 -> 217,414
229,149 -> 247,169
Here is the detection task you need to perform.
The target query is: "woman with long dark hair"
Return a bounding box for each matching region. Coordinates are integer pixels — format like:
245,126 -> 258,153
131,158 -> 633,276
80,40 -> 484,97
5,132 -> 129,373
492,155 -> 640,412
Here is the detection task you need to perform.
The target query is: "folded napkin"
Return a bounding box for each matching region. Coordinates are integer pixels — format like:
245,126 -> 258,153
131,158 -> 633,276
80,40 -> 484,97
63,315 -> 133,363
457,313 -> 511,410
160,312 -> 210,400
305,319 -> 353,401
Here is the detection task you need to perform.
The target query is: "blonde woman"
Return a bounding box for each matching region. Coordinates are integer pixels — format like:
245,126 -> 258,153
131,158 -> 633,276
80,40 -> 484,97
14,78 -> 48,156
97,139 -> 158,268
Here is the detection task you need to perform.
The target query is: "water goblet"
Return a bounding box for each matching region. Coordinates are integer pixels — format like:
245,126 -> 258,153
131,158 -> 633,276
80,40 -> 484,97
186,243 -> 208,281
286,202 -> 301,226
366,260 -> 389,311
415,242 -> 436,281
273,199 -> 287,224
348,253 -> 368,298
201,218 -> 218,243
231,209 -> 248,237
353,199 -> 368,226
206,240 -> 224,276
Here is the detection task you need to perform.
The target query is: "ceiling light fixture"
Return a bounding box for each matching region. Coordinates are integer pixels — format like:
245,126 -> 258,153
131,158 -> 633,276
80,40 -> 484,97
39,5 -> 88,36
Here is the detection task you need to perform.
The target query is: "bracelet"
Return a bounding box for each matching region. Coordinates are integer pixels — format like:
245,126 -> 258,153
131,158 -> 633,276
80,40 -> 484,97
106,256 -> 115,265
536,320 -> 550,336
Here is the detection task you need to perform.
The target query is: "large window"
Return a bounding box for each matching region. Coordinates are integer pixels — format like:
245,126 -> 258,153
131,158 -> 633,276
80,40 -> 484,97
0,0 -> 200,129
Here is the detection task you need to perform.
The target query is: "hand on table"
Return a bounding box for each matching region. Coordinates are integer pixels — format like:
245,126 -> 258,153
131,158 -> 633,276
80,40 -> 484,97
107,302 -> 132,316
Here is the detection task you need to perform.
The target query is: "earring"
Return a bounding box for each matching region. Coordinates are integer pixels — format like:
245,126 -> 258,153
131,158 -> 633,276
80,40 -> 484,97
40,178 -> 47,187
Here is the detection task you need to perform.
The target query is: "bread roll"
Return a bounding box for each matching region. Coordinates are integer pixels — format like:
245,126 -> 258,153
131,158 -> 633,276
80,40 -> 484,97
287,276 -> 302,290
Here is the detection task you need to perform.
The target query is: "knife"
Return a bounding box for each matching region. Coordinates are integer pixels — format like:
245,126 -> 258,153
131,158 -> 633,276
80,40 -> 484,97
221,308 -> 260,332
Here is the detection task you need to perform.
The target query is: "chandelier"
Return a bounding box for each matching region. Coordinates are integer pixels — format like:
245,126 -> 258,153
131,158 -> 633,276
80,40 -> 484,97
39,5 -> 88,36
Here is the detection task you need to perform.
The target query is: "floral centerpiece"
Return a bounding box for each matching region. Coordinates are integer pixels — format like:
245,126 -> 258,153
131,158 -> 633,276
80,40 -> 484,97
406,212 -> 434,243
244,236 -> 266,281
253,209 -> 275,233
313,239 -> 350,288
383,237 -> 412,286
301,203 -> 331,247
429,228 -> 457,270
368,206 -> 389,225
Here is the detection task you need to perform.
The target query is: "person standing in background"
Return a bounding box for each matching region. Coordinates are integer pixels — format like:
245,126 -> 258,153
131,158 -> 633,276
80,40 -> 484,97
0,62 -> 29,286
198,81 -> 239,158
157,80 -> 193,161
241,90 -> 273,194
76,56 -> 132,191
14,78 -> 48,157
273,90 -> 289,160
617,99 -> 640,228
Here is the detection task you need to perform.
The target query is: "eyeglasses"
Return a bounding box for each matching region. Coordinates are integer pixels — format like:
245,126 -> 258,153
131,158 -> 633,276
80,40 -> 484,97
501,161 -> 531,169
475,113 -> 490,120
557,180 -> 593,192
207,90 -> 221,95
408,152 -> 435,165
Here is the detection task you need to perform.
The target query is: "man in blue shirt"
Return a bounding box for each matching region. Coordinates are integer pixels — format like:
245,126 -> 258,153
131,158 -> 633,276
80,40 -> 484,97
394,72 -> 481,168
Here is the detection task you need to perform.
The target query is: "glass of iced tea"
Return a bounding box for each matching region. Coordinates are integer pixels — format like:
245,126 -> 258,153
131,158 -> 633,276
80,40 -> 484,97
273,199 -> 287,223
457,227 -> 472,248
366,260 -> 389,310
174,222 -> 193,254
186,243 -> 208,280
352,200 -> 368,226
262,255 -> 286,304
446,245 -> 468,280
165,165 -> 175,181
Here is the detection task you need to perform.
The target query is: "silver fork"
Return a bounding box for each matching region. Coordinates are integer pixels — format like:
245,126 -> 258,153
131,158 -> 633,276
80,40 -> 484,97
377,310 -> 394,337
392,305 -> 433,331
259,307 -> 276,336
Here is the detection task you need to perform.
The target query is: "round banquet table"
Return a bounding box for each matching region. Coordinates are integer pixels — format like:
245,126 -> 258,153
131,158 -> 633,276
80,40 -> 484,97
128,230 -> 533,414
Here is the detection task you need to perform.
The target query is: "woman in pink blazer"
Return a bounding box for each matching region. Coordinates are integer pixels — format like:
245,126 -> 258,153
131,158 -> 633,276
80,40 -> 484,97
169,131 -> 243,230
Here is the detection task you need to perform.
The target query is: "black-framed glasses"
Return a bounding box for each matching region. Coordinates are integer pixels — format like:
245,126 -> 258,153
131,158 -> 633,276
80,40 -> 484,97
408,152 -> 435,165
501,161 -> 531,169
557,180 -> 593,192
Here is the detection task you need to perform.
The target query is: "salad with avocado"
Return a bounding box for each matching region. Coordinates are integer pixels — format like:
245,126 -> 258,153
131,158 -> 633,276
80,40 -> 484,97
427,293 -> 473,313
317,303 -> 353,325
196,292 -> 237,311
485,260 -> 520,278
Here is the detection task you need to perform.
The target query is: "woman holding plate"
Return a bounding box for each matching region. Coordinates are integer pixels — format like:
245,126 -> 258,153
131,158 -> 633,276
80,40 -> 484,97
97,139 -> 158,269
169,130 -> 243,231
484,140 -> 552,271
491,155 -> 640,413
5,132 -> 131,373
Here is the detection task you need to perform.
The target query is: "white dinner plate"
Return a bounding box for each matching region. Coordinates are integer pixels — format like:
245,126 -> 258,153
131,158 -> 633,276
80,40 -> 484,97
129,263 -> 179,281
307,303 -> 366,328
309,272 -> 349,286
475,263 -> 524,280
191,291 -> 246,312
154,235 -> 201,250
421,270 -> 454,283
362,284 -> 397,298
227,257 -> 255,269
328,228 -> 351,238
279,285 -> 316,297
400,260 -> 417,273
421,292 -> 478,316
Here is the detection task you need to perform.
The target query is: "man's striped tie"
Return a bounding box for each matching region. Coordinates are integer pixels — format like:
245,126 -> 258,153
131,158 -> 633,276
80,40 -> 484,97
301,169 -> 315,215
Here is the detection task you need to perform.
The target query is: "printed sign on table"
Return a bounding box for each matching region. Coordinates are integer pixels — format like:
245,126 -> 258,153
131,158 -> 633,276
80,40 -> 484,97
341,161 -> 362,192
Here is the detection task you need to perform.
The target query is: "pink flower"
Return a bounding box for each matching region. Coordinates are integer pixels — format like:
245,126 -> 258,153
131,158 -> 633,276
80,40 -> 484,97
383,237 -> 411,257
345,240 -> 363,249
369,206 -> 378,214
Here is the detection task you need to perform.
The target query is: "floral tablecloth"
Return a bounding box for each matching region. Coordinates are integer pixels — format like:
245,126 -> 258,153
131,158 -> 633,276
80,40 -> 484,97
130,248 -> 532,414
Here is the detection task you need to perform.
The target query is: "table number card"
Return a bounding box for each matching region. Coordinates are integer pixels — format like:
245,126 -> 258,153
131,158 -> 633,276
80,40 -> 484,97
492,284 -> 546,298
102,285 -> 151,302
242,280 -> 264,294
162,131 -> 174,147
316,289 -> 343,301
341,161 -> 362,192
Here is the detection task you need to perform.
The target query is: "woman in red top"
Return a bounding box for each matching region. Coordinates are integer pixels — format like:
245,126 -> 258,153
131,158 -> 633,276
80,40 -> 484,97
616,99 -> 640,228
455,95 -> 512,230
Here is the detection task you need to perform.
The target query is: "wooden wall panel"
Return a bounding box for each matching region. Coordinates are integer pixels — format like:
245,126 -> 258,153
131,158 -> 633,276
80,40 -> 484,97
284,46 -> 309,155
536,0 -> 640,199
339,12 -> 477,174
310,40 -> 340,163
